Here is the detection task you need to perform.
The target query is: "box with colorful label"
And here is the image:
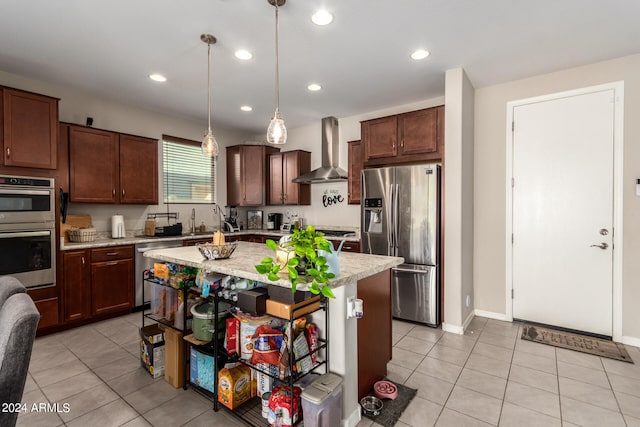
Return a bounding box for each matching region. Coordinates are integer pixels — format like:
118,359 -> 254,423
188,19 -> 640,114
190,347 -> 216,393
140,324 -> 165,378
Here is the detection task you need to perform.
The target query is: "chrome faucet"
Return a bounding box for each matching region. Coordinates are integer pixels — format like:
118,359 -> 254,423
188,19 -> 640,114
191,208 -> 196,234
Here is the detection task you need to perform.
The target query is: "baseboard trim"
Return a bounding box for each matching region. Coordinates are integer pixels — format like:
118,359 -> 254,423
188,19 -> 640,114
463,310 -> 474,330
442,322 -> 465,335
621,335 -> 640,348
343,406 -> 361,427
474,309 -> 509,322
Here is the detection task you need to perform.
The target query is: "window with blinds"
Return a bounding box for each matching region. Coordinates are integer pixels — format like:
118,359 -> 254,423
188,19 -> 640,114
162,135 -> 216,204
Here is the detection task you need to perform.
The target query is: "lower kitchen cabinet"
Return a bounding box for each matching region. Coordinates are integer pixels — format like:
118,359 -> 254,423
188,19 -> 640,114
328,239 -> 361,253
62,245 -> 134,324
63,250 -> 91,322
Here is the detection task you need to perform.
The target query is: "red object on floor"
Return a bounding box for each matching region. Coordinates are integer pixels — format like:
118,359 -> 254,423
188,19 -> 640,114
374,380 -> 398,400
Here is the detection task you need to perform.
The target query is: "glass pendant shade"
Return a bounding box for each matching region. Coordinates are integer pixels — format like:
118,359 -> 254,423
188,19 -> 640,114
201,129 -> 219,157
267,111 -> 287,145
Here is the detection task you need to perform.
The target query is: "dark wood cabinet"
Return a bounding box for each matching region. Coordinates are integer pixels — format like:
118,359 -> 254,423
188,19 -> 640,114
183,237 -> 212,246
63,250 -> 91,322
347,140 -> 363,205
357,269 -> 392,399
90,246 -> 134,316
1,87 -> 58,169
32,298 -> 60,330
69,126 -> 118,203
328,239 -> 361,253
68,124 -> 158,204
119,134 -> 158,204
361,105 -> 444,166
227,145 -> 279,206
269,150 -> 311,205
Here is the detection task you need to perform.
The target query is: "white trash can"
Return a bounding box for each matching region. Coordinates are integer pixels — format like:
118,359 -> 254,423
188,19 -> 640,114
300,373 -> 343,427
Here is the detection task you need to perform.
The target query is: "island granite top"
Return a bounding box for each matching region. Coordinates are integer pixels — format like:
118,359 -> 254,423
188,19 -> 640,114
144,241 -> 403,289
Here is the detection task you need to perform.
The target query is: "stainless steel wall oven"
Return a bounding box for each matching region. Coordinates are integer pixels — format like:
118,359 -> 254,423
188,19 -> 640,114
0,175 -> 56,289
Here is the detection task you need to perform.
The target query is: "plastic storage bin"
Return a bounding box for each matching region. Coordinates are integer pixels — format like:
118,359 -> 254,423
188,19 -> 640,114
300,373 -> 343,427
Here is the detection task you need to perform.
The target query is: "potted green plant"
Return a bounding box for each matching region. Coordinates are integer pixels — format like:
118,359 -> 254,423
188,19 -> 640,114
255,225 -> 336,298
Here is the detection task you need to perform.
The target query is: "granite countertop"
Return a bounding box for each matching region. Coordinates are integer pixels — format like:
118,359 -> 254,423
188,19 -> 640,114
143,241 -> 403,290
60,227 -> 360,251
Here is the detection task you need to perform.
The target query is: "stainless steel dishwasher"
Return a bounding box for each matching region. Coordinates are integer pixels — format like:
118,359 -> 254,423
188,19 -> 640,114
135,240 -> 184,309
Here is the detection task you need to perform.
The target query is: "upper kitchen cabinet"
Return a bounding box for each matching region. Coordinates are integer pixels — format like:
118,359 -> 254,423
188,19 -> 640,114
119,134 -> 158,204
69,126 -> 118,203
347,140 -> 363,205
361,105 -> 444,166
1,87 -> 59,169
68,124 -> 158,204
227,145 -> 279,206
269,150 -> 311,205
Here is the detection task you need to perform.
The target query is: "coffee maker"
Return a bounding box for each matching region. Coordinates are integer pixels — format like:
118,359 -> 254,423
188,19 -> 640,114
267,213 -> 283,230
224,206 -> 240,232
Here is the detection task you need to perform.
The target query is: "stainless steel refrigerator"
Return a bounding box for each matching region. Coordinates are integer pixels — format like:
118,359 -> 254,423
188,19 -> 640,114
361,164 -> 440,326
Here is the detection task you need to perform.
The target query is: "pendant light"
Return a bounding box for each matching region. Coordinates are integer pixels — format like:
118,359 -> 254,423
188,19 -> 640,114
201,33 -> 219,157
266,0 -> 287,145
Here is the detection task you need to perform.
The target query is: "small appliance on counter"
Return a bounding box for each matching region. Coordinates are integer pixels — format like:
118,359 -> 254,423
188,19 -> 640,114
224,206 -> 240,232
111,215 -> 125,238
267,213 -> 283,230
154,223 -> 183,236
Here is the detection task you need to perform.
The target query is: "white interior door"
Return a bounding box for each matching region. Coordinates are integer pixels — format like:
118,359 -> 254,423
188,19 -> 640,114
512,89 -> 614,336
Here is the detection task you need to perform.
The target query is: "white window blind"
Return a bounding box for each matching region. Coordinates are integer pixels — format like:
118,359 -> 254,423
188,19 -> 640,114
162,135 -> 216,204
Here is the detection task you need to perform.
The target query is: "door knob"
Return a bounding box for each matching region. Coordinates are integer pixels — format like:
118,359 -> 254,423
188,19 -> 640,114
590,243 -> 608,250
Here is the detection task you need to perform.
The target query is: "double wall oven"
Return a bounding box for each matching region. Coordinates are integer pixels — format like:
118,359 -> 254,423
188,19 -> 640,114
0,175 -> 56,289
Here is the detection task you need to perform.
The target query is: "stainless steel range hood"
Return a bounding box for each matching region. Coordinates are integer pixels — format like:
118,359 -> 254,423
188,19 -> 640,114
292,116 -> 348,183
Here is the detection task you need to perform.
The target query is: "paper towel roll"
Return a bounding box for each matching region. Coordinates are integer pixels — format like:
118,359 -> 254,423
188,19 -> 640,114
111,215 -> 125,238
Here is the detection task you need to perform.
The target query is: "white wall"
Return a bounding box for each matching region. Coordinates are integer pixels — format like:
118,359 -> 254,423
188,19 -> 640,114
443,69 -> 475,331
0,70 -> 255,233
474,53 -> 640,342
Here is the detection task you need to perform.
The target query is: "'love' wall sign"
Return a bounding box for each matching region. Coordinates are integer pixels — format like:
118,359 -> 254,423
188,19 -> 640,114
322,188 -> 344,207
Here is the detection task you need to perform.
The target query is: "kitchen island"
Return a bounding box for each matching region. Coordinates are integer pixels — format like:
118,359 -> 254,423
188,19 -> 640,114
144,241 -> 403,427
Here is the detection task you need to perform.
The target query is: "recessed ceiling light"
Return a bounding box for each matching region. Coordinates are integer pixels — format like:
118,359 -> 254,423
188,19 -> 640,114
234,49 -> 253,60
307,83 -> 322,91
312,10 -> 333,26
410,49 -> 430,60
240,105 -> 253,112
149,73 -> 167,82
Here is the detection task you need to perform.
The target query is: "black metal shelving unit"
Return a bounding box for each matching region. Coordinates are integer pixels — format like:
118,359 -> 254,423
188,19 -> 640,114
211,291 -> 330,427
141,265 -> 330,427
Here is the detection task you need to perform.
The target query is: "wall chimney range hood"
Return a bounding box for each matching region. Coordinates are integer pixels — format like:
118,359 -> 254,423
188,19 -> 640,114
292,116 -> 348,184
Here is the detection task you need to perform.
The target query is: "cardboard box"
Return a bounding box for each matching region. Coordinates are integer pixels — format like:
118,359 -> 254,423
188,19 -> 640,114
190,347 -> 216,393
267,284 -> 312,304
140,324 -> 165,378
164,327 -> 185,388
266,296 -> 321,319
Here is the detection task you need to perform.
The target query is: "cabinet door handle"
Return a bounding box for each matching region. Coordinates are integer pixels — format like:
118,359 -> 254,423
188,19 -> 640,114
5,147 -> 9,158
112,188 -> 116,196
81,256 -> 85,265
106,252 -> 119,256
400,139 -> 404,148
122,188 -> 125,197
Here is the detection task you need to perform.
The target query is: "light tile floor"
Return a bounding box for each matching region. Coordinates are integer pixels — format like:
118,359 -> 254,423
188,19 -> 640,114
19,314 -> 640,426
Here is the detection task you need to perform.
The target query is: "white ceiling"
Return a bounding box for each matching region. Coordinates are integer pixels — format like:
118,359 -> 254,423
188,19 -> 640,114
1,1 -> 640,135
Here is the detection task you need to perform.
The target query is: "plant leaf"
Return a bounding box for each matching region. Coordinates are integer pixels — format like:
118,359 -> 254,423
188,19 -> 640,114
266,239 -> 277,250
288,266 -> 299,279
309,282 -> 320,294
321,285 -> 335,298
267,273 -> 279,281
291,278 -> 297,292
287,257 -> 299,266
255,264 -> 269,274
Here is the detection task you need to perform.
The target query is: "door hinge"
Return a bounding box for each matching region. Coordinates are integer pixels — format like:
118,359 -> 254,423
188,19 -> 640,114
511,289 -> 514,299
511,177 -> 514,188
511,234 -> 514,244
512,121 -> 515,132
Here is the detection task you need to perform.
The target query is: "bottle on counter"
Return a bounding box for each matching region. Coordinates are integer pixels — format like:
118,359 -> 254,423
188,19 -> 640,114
199,222 -> 206,233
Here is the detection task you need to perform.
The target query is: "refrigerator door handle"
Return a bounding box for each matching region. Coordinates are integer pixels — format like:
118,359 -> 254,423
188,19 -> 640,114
394,183 -> 400,253
388,183 -> 395,255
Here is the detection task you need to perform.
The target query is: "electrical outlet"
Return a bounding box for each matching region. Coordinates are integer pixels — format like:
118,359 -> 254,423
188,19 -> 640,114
466,295 -> 471,307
